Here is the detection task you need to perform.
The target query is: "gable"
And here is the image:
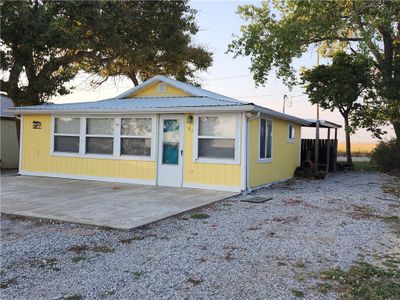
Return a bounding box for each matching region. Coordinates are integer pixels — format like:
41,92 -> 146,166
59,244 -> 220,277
126,81 -> 191,98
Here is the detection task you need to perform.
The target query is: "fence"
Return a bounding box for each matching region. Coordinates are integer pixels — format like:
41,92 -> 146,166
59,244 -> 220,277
301,139 -> 338,172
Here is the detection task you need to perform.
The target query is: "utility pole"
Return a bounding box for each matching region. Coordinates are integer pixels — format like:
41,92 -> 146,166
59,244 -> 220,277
283,94 -> 288,114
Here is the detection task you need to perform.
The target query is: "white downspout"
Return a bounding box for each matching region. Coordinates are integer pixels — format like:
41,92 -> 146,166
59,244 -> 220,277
244,112 -> 260,193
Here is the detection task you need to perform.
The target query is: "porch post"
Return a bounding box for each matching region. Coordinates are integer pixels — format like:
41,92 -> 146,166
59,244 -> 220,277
326,128 -> 331,173
334,128 -> 338,171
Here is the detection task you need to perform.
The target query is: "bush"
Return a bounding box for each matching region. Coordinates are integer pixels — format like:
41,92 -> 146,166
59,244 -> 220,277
371,139 -> 400,172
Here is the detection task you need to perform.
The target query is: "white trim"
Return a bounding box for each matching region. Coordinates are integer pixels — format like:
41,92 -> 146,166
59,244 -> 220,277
287,123 -> 296,143
50,115 -> 156,161
240,112 -> 247,191
258,117 -> 273,162
192,113 -> 241,165
183,182 -> 241,193
18,115 -> 23,174
248,176 -> 293,192
13,105 -> 254,115
157,82 -> 167,93
19,171 -> 156,186
157,114 -> 184,187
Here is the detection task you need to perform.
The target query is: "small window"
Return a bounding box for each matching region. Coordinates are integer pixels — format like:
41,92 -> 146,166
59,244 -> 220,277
86,118 -> 114,155
259,118 -> 272,160
53,117 -> 80,153
120,118 -> 152,156
157,82 -> 167,93
288,125 -> 295,141
197,116 -> 236,160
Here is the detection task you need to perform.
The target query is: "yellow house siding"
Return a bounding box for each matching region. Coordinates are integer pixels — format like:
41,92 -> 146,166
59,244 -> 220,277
128,82 -> 190,97
249,117 -> 301,188
21,115 -> 156,181
183,113 -> 241,188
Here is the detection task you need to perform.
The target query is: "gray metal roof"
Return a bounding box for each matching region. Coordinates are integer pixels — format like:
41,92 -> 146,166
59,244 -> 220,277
6,75 -> 310,125
117,75 -> 248,104
10,96 -> 247,112
305,119 -> 342,128
0,95 -> 15,118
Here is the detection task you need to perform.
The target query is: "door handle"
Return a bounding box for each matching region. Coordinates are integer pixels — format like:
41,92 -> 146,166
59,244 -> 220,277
180,150 -> 183,156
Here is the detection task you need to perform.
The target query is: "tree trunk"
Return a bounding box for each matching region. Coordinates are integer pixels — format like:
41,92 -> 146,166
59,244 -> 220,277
344,117 -> 352,164
392,121 -> 400,142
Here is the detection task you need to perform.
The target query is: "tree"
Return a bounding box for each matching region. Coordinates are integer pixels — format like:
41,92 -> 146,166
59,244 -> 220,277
228,0 -> 400,139
0,0 -> 212,107
301,52 -> 372,163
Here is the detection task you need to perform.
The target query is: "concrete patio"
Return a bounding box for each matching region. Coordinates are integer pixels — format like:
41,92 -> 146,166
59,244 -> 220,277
0,175 -> 236,230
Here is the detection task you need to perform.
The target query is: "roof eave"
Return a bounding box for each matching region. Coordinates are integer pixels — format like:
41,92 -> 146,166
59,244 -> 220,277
8,104 -> 254,115
252,105 -> 311,125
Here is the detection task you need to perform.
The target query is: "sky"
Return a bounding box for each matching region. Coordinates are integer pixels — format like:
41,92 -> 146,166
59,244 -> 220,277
51,0 -> 394,143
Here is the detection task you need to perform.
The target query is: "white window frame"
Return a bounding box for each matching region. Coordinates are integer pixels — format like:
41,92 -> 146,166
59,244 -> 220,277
50,115 -> 156,161
51,117 -> 81,155
258,117 -> 273,163
84,116 -> 115,157
193,113 -> 241,164
119,116 -> 156,160
157,82 -> 167,93
287,124 -> 296,143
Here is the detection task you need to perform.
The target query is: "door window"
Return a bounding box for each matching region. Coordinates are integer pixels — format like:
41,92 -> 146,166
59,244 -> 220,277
162,119 -> 179,164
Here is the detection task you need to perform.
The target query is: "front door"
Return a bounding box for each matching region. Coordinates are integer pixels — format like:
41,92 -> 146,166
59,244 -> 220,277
157,115 -> 184,187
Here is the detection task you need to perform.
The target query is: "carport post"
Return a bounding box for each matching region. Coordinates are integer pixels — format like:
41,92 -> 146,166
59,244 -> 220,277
334,128 -> 338,171
326,128 -> 331,173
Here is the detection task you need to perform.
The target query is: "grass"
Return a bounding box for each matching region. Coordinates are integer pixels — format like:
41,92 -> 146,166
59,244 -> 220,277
291,289 -> 305,298
319,262 -> 400,299
64,293 -> 83,300
132,271 -> 143,279
71,256 -> 86,263
352,161 -> 379,171
190,213 -> 210,219
337,142 -> 377,157
0,277 -> 18,289
187,277 -> 203,285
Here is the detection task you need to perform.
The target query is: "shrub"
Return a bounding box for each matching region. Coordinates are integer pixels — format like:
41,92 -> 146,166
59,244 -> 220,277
371,139 -> 400,172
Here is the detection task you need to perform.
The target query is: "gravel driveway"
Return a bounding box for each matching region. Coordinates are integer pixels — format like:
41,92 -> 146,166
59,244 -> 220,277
1,171 -> 399,299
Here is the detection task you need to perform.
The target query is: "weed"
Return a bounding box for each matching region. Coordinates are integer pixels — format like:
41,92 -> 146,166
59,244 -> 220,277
120,236 -> 144,243
190,213 -> 210,219
0,277 -> 18,289
272,216 -> 299,224
247,225 -> 261,230
132,271 -> 143,279
294,273 -> 306,282
316,282 -> 333,294
187,277 -> 203,285
293,260 -> 307,268
71,256 -> 86,263
291,289 -> 304,298
29,258 -> 58,268
67,245 -> 89,254
64,293 -> 83,300
319,262 -> 400,298
92,245 -> 114,253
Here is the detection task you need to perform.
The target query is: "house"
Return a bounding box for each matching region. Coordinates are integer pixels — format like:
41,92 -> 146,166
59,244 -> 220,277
1,95 -> 19,169
9,75 -> 310,192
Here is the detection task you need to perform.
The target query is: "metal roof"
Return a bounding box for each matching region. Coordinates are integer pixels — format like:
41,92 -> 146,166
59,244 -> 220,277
10,96 -> 247,111
305,119 -> 342,128
6,75 -> 310,125
0,95 -> 15,118
116,75 -> 248,104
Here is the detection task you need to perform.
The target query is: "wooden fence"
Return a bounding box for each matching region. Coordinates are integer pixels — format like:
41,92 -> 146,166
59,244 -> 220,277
301,139 -> 338,172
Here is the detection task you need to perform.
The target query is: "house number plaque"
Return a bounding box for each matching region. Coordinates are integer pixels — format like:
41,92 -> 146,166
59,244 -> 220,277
32,120 -> 42,129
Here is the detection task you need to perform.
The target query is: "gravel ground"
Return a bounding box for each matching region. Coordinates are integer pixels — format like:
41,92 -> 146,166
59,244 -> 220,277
1,171 -> 399,299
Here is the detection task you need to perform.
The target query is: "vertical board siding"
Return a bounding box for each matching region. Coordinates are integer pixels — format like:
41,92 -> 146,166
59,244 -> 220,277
183,113 -> 241,187
249,117 -> 301,188
21,115 -> 156,180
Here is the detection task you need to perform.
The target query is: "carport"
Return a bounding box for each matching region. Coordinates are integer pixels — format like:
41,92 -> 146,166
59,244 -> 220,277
1,176 -> 236,230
